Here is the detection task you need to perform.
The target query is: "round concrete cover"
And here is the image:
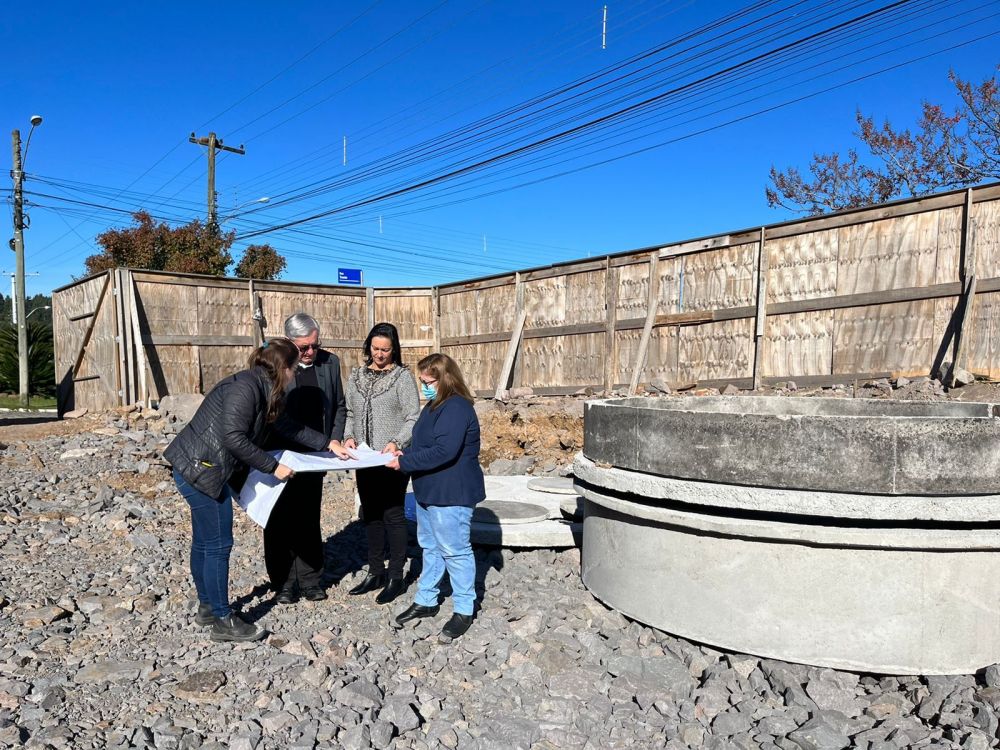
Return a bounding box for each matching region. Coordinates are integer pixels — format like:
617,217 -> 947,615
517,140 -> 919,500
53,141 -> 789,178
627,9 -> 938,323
473,500 -> 549,525
527,477 -> 578,495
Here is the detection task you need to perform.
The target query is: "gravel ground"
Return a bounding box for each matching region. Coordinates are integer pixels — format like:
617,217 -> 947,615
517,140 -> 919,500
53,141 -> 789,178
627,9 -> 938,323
2,396 -> 1000,749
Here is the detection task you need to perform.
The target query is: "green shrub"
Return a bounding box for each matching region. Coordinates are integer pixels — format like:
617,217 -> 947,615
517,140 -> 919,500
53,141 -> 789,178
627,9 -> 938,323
0,322 -> 55,396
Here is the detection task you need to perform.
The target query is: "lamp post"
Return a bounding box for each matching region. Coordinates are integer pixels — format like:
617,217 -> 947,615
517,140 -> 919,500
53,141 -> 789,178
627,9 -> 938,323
11,114 -> 42,408
219,196 -> 269,223
25,305 -> 50,320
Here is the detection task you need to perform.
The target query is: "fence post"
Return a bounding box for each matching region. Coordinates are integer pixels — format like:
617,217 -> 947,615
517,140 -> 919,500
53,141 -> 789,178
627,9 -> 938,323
949,188 -> 978,384
628,252 -> 660,395
752,226 -> 769,390
431,287 -> 441,352
127,271 -> 149,406
603,256 -> 618,393
247,279 -> 264,346
495,273 -> 525,398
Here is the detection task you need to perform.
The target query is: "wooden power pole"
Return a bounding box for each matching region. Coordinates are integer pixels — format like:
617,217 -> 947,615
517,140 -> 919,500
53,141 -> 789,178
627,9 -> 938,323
188,132 -> 245,226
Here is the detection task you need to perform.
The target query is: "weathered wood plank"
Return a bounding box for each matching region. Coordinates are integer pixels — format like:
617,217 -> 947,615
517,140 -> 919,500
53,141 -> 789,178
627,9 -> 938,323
494,308 -> 527,399
128,272 -> 149,405
752,228 -> 769,389
628,253 -> 661,395
604,260 -> 619,392
144,335 -> 256,346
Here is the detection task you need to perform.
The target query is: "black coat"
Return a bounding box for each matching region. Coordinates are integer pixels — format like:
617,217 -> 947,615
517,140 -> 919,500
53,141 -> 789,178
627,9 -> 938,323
164,367 -> 327,498
291,349 -> 347,442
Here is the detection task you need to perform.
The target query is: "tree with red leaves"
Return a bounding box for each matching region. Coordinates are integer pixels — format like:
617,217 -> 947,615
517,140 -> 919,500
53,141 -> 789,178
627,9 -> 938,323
84,211 -> 285,280
767,67 -> 1000,215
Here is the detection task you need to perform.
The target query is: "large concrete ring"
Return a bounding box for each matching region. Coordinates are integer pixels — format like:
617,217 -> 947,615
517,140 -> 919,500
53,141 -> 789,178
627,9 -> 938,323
577,396 -> 1000,675
583,396 -> 1000,495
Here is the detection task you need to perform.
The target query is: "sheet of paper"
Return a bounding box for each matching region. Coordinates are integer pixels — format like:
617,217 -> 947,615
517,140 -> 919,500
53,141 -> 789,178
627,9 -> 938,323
237,444 -> 393,528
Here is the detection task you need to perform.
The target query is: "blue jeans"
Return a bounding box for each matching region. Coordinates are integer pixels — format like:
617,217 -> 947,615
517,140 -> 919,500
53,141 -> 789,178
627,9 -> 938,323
174,470 -> 234,618
414,503 -> 476,615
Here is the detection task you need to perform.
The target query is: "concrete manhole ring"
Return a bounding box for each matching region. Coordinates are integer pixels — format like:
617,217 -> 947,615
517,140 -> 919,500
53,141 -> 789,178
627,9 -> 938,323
559,495 -> 584,520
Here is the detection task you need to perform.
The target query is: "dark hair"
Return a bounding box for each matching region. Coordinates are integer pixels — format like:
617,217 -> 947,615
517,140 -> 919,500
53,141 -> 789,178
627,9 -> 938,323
246,337 -> 298,422
417,352 -> 473,409
363,322 -> 404,367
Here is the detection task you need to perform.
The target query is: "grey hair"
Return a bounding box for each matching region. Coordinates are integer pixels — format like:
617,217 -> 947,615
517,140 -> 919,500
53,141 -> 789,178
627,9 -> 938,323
284,312 -> 320,339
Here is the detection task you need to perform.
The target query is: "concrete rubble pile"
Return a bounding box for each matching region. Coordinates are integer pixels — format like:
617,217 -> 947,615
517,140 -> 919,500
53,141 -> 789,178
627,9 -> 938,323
1,383 -> 1000,748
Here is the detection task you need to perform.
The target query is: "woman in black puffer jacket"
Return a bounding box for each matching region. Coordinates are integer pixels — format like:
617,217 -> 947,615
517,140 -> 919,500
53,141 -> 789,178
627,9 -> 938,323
164,338 -> 347,642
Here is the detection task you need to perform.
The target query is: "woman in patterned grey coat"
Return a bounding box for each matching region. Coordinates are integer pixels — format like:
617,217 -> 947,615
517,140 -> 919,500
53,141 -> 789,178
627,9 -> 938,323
343,322 -> 421,604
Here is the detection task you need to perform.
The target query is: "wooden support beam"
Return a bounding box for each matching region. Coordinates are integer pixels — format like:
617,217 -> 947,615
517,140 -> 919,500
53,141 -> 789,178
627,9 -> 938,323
68,310 -> 97,322
248,280 -> 263,346
752,227 -> 769,390
366,287 -> 375,330
71,274 -> 110,378
494,308 -> 527,400
373,288 -> 434,297
431,287 -> 441,352
143,335 -> 256,346
604,258 -> 618,392
127,272 -> 149,406
628,253 -> 660,395
511,273 -> 526,388
112,269 -> 130,406
950,188 -> 978,385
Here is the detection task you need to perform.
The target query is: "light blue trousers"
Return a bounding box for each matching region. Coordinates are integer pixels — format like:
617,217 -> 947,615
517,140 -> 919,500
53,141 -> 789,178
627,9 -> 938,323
414,503 -> 476,615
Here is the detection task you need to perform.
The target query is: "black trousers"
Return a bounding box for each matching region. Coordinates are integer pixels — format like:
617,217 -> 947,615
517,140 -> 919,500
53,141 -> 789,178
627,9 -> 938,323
355,465 -> 409,579
264,472 -> 325,591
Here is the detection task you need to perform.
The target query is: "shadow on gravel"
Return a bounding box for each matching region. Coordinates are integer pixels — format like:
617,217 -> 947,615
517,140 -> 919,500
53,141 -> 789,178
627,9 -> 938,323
0,414 -> 59,427
315,513 -> 506,615
322,518 -> 369,587
233,583 -> 275,624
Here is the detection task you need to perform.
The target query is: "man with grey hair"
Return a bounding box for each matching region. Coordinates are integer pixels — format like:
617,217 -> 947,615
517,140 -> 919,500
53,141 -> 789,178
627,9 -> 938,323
264,312 -> 348,604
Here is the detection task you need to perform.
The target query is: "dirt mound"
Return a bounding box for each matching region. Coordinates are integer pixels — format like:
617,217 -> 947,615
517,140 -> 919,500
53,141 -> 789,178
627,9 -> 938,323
476,398 -> 585,473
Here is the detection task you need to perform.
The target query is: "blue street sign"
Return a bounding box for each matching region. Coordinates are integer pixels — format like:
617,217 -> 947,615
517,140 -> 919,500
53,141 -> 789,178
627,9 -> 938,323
338,268 -> 363,286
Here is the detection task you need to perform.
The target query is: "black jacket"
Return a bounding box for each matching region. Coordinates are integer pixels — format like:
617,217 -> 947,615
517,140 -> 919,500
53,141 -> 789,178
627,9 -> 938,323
164,367 -> 328,498
293,349 -> 347,442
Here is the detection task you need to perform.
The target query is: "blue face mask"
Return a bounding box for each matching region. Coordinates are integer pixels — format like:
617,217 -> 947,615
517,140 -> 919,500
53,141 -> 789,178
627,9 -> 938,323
420,382 -> 437,401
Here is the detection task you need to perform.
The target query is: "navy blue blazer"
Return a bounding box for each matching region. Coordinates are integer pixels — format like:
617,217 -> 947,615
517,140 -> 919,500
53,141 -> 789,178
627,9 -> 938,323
398,395 -> 485,507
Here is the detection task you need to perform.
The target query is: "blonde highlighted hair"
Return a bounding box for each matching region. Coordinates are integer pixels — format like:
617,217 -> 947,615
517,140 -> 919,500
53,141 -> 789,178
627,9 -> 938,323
417,352 -> 473,409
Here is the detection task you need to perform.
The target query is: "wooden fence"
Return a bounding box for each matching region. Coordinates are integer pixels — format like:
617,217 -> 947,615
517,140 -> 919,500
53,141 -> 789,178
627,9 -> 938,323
53,182 -> 1000,413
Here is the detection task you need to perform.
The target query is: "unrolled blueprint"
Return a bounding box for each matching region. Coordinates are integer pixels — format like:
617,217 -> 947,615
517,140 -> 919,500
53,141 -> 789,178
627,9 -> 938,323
237,444 -> 393,527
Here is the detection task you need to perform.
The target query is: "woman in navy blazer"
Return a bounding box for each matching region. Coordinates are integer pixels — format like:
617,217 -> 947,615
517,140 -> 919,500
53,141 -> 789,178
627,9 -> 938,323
387,352 -> 485,642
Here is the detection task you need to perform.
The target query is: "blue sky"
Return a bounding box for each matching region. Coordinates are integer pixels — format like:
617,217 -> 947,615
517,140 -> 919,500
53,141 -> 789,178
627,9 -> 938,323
2,0 -> 998,296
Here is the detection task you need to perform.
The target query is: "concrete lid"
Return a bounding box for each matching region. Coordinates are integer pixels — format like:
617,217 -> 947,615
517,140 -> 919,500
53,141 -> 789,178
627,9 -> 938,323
527,477 -> 578,495
473,500 -> 549,525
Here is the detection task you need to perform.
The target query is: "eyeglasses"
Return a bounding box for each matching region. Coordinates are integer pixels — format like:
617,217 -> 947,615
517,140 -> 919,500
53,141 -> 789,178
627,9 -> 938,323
420,378 -> 438,386
297,343 -> 320,353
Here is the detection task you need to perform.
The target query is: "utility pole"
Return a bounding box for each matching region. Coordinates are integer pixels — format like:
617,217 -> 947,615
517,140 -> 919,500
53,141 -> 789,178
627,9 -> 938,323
188,132 -> 245,226
10,130 -> 29,407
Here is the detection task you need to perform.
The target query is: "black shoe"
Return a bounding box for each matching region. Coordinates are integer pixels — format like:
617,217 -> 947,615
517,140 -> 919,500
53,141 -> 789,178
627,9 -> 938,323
275,584 -> 298,605
439,613 -> 474,642
375,578 -> 405,605
210,613 -> 266,642
301,586 -> 328,602
348,573 -> 386,595
195,602 -> 214,627
393,602 -> 440,628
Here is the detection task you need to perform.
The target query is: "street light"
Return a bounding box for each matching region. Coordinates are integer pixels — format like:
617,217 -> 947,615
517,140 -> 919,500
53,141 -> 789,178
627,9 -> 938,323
25,305 -> 50,320
10,114 -> 43,407
219,196 -> 269,222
